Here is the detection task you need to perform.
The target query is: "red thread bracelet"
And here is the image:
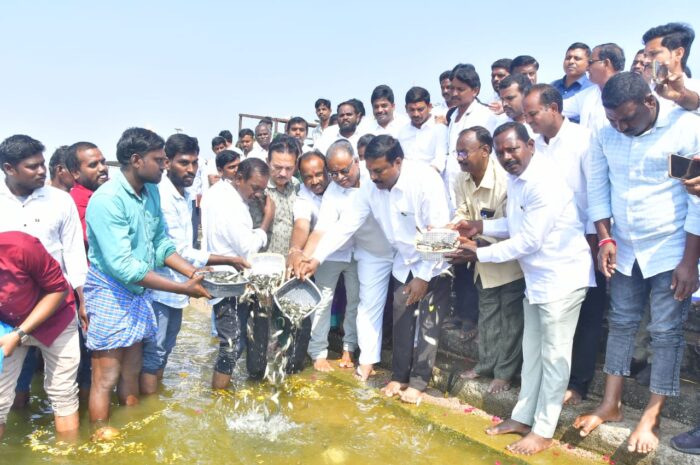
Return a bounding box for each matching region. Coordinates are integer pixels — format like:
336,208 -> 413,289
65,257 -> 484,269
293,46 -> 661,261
598,238 -> 616,247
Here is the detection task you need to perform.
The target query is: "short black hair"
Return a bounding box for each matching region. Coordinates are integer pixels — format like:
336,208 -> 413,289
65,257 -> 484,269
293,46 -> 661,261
357,134 -> 375,151
491,58 -> 512,70
371,84 -> 395,104
439,70 -> 452,82
595,43 -> 626,71
329,114 -> 338,125
338,100 -> 359,115
643,23 -> 695,70
0,134 -> 45,168
115,127 -> 164,166
601,72 -> 651,109
215,150 -> 240,170
211,136 -> 226,149
347,98 -> 366,117
237,157 -> 269,181
298,149 -> 327,171
364,134 -> 403,163
510,55 -> 539,72
315,98 -> 331,110
268,133 -> 301,161
286,116 -> 308,132
49,145 -> 70,178
218,130 -> 233,143
525,83 -> 564,114
65,141 -> 98,173
459,126 -> 493,153
259,117 -> 273,126
165,133 -> 199,159
493,121 -> 531,145
498,73 -> 532,93
450,63 -> 481,89
567,42 -> 591,56
405,86 -> 431,105
238,128 -> 254,139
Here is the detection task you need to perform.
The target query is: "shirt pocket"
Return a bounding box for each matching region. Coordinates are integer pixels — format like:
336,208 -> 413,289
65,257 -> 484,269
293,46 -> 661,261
392,201 -> 417,240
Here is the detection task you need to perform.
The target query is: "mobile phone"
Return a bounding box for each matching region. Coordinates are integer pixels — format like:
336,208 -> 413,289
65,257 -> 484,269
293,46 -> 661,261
668,153 -> 700,180
651,61 -> 669,85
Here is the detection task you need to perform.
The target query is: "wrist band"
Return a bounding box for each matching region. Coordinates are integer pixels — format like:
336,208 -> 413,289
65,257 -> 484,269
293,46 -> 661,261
598,238 -> 616,248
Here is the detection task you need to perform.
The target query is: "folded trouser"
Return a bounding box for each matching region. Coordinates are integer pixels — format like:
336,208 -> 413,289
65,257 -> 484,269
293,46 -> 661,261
355,248 -> 393,365
603,261 -> 688,397
391,273 -> 451,392
308,259 -> 360,360
511,287 -> 587,438
473,277 -> 525,381
0,316 -> 80,424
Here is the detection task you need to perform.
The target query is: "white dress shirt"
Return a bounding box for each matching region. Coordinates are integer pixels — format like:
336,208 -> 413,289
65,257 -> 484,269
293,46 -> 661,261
535,118 -> 594,233
0,182 -> 87,288
313,161 -> 450,283
314,169 -> 393,262
361,113 -> 410,138
565,85 -> 607,135
153,175 -> 210,308
314,125 -> 366,157
588,105 -> 700,278
293,183 -> 323,230
192,151 -> 217,197
200,179 -> 267,259
398,117 -> 449,173
477,154 -> 595,304
247,143 -> 268,161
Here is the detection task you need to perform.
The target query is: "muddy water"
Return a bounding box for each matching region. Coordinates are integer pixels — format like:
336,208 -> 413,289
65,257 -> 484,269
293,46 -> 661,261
1,304 -> 602,465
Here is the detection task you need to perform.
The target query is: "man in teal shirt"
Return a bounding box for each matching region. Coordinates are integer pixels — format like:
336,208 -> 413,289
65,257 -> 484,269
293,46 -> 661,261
85,127 -> 209,435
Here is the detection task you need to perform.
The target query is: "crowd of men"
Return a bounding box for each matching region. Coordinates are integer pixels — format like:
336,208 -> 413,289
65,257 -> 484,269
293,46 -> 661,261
1,21 -> 700,458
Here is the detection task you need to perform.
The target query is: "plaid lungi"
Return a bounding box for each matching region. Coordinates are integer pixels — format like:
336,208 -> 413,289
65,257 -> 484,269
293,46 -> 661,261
84,267 -> 157,351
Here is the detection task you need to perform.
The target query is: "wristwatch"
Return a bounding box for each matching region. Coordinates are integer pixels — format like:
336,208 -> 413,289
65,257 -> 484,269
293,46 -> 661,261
12,327 -> 29,345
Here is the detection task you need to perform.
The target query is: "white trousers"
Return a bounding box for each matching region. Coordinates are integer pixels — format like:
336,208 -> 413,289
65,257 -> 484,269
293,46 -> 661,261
355,249 -> 393,365
308,259 -> 360,360
511,287 -> 587,438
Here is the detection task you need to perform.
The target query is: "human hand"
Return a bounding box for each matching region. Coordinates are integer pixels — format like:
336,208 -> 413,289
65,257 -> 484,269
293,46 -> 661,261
296,257 -> 320,281
654,62 -> 684,102
671,258 -> 700,301
78,301 -> 89,331
682,157 -> 700,196
434,115 -> 448,126
403,277 -> 429,306
181,274 -> 212,299
0,332 -> 21,357
488,100 -> 504,115
226,256 -> 250,271
453,220 -> 481,238
444,237 -> 478,264
597,242 -> 616,278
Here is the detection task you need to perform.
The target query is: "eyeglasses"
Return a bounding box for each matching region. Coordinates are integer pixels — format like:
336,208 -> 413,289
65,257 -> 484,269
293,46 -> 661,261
456,145 -> 488,159
588,58 -> 605,66
328,162 -> 354,178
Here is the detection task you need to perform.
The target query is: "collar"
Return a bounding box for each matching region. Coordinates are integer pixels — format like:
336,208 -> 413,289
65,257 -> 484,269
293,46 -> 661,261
71,182 -> 94,196
115,170 -> 148,201
159,174 -> 187,201
0,180 -> 47,202
267,177 -> 296,196
512,150 -> 542,183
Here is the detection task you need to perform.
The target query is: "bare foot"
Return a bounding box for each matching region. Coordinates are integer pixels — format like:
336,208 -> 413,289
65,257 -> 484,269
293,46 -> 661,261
460,368 -> 480,380
488,379 -> 511,394
399,387 -> 423,404
354,364 -> 376,382
381,381 -> 407,397
627,414 -> 660,454
338,351 -> 355,368
507,432 -> 554,455
573,402 -> 623,437
313,358 -> 334,372
564,388 -> 582,406
485,418 -> 531,436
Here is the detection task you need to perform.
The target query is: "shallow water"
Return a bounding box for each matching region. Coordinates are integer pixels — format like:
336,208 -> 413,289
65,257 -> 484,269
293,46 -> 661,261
1,305 -> 598,465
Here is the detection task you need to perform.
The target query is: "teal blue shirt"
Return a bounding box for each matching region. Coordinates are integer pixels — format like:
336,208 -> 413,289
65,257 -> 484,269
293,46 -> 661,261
86,170 -> 176,294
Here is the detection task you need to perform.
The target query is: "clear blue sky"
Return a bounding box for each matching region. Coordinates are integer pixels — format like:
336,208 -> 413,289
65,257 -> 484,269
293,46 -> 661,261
1,0 -> 699,160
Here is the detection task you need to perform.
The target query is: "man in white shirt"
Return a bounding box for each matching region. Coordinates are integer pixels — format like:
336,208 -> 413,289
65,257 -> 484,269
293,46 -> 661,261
286,117 -> 314,153
488,59 -> 512,114
299,135 -> 451,403
247,122 -> 272,161
524,84 -> 605,405
363,85 -> 409,137
238,129 -> 256,158
315,101 -> 365,155
398,87 -> 449,174
201,158 -> 275,389
311,98 -> 332,146
498,74 -> 533,135
455,122 -> 594,455
141,134 -> 249,394
564,43 -> 624,133
575,72 -> 700,455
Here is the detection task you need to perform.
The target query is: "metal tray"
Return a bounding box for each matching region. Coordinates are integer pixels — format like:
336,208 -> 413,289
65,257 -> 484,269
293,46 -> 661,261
274,278 -> 322,321
199,265 -> 248,298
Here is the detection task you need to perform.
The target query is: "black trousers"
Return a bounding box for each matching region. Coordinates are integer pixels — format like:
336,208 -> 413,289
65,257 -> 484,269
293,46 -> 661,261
453,263 -> 479,324
568,270 -> 607,397
391,273 -> 451,391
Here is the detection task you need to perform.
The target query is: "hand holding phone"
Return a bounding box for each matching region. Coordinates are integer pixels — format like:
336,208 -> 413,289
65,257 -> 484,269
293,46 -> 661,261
669,153 -> 700,180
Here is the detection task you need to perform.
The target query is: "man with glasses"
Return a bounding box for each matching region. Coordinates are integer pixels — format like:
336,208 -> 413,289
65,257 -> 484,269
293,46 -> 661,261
444,126 -> 525,394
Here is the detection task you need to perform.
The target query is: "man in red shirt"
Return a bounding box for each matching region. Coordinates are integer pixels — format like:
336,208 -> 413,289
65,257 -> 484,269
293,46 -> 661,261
0,231 -> 80,439
65,142 -> 109,250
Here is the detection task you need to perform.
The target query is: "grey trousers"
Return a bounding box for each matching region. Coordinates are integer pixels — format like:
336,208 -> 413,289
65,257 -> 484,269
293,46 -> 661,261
391,273 -> 451,391
473,277 -> 526,381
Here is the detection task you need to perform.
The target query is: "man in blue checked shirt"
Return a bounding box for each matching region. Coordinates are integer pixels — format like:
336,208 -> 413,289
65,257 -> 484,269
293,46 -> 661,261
85,128 -> 211,434
574,72 -> 700,455
139,133 -> 249,396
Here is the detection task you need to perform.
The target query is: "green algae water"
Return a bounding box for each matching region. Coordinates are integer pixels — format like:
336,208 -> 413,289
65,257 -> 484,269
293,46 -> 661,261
1,304 -> 605,465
